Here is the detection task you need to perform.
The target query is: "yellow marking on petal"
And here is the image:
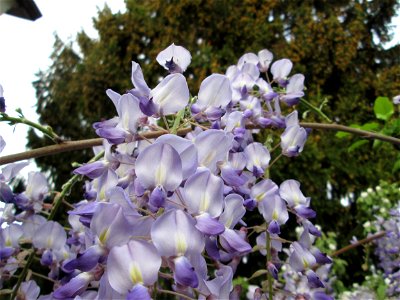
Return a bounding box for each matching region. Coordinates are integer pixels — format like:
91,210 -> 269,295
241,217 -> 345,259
47,238 -> 53,249
99,186 -> 106,201
199,193 -> 210,212
130,262 -> 144,284
272,210 -> 278,221
302,258 -> 309,269
255,192 -> 266,202
202,152 -> 216,167
294,194 -> 300,205
99,228 -> 109,244
176,232 -> 187,256
5,238 -> 11,247
155,165 -> 166,186
225,217 -> 233,229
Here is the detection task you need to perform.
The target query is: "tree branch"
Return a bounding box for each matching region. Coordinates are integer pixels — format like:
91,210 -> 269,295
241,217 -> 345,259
330,231 -> 386,257
1,122 -> 399,166
300,122 -> 400,145
0,127 -> 192,165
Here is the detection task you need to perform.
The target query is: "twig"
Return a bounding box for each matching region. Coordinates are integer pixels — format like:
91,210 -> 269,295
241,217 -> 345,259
157,289 -> 195,300
330,231 -> 386,257
1,113 -> 62,143
10,251 -> 35,300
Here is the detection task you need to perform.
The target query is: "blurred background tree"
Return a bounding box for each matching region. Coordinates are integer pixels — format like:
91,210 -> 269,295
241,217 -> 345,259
27,0 -> 400,287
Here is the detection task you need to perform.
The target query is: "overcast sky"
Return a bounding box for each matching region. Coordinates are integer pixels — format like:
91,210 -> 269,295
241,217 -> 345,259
0,1 -> 399,175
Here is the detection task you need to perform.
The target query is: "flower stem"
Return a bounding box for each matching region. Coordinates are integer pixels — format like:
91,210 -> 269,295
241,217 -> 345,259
158,289 -> 195,300
10,250 -> 35,300
300,98 -> 332,123
266,231 -> 273,300
0,113 -> 62,143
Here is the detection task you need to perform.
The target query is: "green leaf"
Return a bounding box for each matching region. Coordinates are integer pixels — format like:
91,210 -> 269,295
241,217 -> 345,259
248,269 -> 268,281
376,283 -> 387,300
374,97 -> 394,121
348,140 -> 369,152
360,122 -> 380,131
336,124 -> 364,138
372,139 -> 382,149
335,131 -> 351,138
392,160 -> 400,173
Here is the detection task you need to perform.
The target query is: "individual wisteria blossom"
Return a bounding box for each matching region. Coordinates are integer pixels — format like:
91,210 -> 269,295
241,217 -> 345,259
156,43 -> 192,73
244,142 -> 271,177
271,58 -> 293,86
150,72 -> 190,116
182,168 -> 225,235
192,74 -> 232,120
14,171 -> 49,212
280,111 -> 308,157
0,224 -> 23,259
280,74 -> 305,106
151,209 -> 205,288
280,179 -> 316,219
0,83 -> 5,112
194,129 -> 233,173
107,240 -> 161,298
32,221 -> 67,251
16,280 -> 40,300
135,139 -> 183,209
257,49 -> 273,72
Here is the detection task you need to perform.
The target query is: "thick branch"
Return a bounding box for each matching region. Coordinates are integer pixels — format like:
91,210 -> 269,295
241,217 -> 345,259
330,231 -> 386,257
1,123 -> 399,165
0,128 -> 192,165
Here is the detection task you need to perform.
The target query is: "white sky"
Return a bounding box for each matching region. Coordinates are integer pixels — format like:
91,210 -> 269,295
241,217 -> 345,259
0,1 -> 399,175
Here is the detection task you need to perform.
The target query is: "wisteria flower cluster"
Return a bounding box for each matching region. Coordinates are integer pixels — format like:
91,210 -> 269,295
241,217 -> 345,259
0,44 -> 333,299
372,205 -> 400,298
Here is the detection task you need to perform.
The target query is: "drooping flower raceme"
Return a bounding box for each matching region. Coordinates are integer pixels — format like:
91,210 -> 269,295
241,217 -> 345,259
0,43 -> 334,300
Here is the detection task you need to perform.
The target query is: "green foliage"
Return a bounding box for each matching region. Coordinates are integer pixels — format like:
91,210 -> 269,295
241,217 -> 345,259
374,97 -> 394,121
337,96 -> 400,172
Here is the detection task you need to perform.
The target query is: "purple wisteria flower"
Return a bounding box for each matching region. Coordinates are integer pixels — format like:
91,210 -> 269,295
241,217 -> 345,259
257,49 -> 273,72
281,111 -> 308,157
192,74 -> 232,120
271,58 -> 293,86
156,43 -> 192,73
0,84 -> 5,112
0,135 -> 5,153
107,240 -> 161,297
